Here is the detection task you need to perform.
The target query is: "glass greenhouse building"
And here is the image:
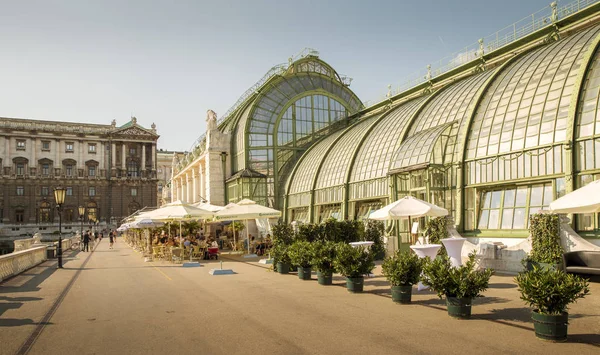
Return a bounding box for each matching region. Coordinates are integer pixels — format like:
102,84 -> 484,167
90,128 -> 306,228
172,2 -> 600,248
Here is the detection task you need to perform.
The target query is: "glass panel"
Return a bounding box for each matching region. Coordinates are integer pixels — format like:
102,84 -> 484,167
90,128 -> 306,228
513,208 -> 526,229
490,191 -> 502,209
501,209 -> 514,229
504,189 -> 516,208
478,210 -> 489,229
543,184 -> 554,206
530,185 -> 544,206
488,210 -> 500,229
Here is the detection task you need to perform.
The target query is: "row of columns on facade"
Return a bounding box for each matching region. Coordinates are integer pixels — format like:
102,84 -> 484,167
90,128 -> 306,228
110,142 -> 157,170
171,164 -> 206,203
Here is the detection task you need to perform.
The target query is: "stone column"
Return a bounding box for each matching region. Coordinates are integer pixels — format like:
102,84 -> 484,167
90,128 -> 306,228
111,142 -> 116,169
121,143 -> 126,170
199,164 -> 205,202
142,144 -> 146,172
192,169 -> 197,203
55,139 -> 60,171
4,136 -> 9,166
31,138 -> 36,166
79,140 -> 84,169
152,144 -> 157,170
171,179 -> 176,203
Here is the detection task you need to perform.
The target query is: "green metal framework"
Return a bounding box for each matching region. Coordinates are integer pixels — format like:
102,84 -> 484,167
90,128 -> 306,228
226,57 -> 363,207
283,21 -> 600,243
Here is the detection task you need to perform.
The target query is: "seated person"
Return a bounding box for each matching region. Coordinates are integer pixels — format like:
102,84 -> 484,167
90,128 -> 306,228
210,240 -> 219,248
183,238 -> 191,248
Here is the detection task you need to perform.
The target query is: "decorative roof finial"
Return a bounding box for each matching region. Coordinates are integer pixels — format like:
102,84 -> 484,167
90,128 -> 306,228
131,116 -> 137,125
151,122 -> 156,132
206,110 -> 217,131
111,119 -> 116,127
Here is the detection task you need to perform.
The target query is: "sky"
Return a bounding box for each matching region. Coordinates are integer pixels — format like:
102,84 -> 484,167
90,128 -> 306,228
0,0 -> 556,151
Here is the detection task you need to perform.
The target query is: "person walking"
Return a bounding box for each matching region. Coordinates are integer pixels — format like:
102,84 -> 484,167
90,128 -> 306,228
109,230 -> 114,249
83,230 -> 90,252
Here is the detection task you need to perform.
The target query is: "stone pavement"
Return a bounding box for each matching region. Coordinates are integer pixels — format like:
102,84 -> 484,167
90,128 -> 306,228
1,238 -> 599,355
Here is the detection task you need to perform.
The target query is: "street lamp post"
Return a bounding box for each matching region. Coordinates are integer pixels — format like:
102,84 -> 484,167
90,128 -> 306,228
54,187 -> 66,269
78,206 -> 85,239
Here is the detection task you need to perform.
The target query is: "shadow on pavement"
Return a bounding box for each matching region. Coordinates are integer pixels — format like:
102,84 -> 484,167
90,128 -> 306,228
488,283 -> 517,289
472,307 -> 531,322
0,318 -> 37,327
567,333 -> 600,347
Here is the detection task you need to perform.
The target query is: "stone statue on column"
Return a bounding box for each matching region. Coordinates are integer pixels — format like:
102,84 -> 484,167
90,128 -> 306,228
206,110 -> 217,131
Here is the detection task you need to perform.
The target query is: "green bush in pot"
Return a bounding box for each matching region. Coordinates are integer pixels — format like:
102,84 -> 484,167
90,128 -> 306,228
526,213 -> 563,271
310,240 -> 337,285
288,241 -> 314,280
365,220 -> 386,260
333,242 -> 375,293
382,250 -> 425,304
515,267 -> 589,342
272,222 -> 294,274
421,253 -> 494,319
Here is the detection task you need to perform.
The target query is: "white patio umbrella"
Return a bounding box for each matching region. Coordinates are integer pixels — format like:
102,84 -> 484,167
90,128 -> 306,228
130,219 -> 165,255
130,219 -> 164,229
549,179 -> 600,214
191,201 -> 225,212
137,200 -> 214,247
369,196 -> 448,244
214,199 -> 282,255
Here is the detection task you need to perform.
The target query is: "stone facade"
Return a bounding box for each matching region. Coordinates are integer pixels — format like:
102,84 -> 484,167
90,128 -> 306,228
0,116 -> 159,233
157,150 -> 180,206
170,111 -> 230,206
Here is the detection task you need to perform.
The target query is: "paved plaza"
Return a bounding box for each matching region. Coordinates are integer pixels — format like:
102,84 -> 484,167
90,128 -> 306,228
1,239 -> 599,355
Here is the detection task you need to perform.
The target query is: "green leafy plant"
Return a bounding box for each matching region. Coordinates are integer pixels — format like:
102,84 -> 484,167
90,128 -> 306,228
333,242 -> 374,278
288,241 -> 313,268
515,267 -> 590,315
382,250 -> 425,286
422,253 -> 494,299
364,220 -> 386,259
310,240 -> 337,273
296,224 -> 320,242
271,222 -> 294,266
424,216 -> 448,256
339,220 -> 364,243
320,219 -> 342,242
528,213 -> 563,264
271,243 -> 291,265
272,222 -> 294,245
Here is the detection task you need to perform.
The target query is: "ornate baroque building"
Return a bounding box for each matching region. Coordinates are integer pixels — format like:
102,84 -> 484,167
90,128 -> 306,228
0,116 -> 159,235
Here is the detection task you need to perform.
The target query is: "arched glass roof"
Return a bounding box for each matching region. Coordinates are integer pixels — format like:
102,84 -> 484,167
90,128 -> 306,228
248,73 -> 362,140
408,70 -> 495,135
315,117 -> 378,189
390,121 -> 455,170
576,44 -> 600,140
350,97 -> 427,182
466,25 -> 600,160
288,130 -> 344,194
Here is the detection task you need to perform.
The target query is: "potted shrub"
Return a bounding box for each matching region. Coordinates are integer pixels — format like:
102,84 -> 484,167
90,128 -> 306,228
272,244 -> 292,274
288,241 -> 313,280
515,267 -> 589,342
333,243 -> 375,293
310,240 -> 337,285
423,216 -> 448,256
421,253 -> 494,319
382,250 -> 425,304
272,222 -> 294,274
526,213 -> 563,271
365,220 -> 386,260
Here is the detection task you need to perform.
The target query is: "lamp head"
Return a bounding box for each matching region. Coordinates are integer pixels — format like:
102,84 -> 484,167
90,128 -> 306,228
54,186 -> 66,205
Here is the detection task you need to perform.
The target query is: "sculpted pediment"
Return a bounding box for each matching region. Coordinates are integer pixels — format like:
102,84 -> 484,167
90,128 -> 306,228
113,126 -> 157,139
